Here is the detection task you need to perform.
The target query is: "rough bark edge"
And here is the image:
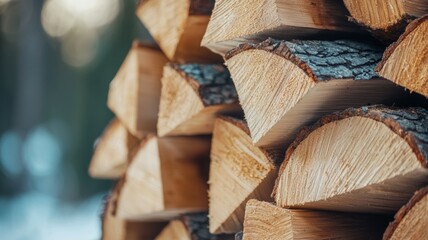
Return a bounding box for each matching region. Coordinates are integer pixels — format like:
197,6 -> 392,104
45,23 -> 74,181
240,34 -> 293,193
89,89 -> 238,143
137,0 -> 214,16
272,105 -> 428,199
234,231 -> 243,240
100,193 -> 113,240
383,186 -> 428,240
218,116 -> 285,167
376,14 -> 428,72
181,212 -> 235,240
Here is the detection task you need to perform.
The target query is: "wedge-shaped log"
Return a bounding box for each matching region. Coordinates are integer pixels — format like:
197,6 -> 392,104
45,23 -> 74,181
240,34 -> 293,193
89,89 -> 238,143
383,186 -> 428,240
201,0 -> 361,55
102,194 -> 167,240
108,41 -> 168,138
376,15 -> 428,98
155,213 -> 234,240
209,117 -> 280,234
136,0 -> 220,63
113,135 -> 210,220
343,0 -> 427,42
158,64 -> 241,136
89,119 -> 139,179
274,106 -> 428,214
242,200 -> 389,240
226,39 -> 407,148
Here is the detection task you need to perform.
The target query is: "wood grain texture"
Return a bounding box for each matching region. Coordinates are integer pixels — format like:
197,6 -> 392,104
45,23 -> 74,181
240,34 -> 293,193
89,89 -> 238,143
225,39 -> 408,148
274,105 -> 428,214
376,15 -> 428,97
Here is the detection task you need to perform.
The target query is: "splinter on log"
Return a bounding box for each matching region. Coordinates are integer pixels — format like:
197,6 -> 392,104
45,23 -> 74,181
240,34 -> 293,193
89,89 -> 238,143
157,64 -> 241,136
155,213 -> 234,240
376,15 -> 428,98
89,119 -> 139,179
383,186 -> 428,240
136,0 -> 220,63
225,38 -> 408,148
107,41 -> 168,138
209,117 -> 281,234
343,0 -> 428,43
101,193 -> 167,240
201,0 -> 362,55
242,200 -> 389,240
112,135 -> 210,220
274,105 -> 428,214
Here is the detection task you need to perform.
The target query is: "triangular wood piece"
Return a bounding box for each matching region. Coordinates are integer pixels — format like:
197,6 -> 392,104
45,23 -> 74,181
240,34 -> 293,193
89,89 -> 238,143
136,0 -> 220,63
376,15 -> 428,98
107,41 -> 168,138
343,0 -> 427,42
155,213 -> 234,240
209,117 -> 280,234
274,106 -> 428,214
225,38 -> 409,149
89,119 -> 139,179
158,64 -> 241,136
383,186 -> 428,240
102,193 -> 167,240
113,135 -> 210,220
201,0 -> 362,55
242,200 -> 389,240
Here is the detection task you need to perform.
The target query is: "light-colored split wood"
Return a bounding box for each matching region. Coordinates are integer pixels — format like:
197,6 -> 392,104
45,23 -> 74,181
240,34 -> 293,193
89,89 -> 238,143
157,64 -> 241,137
114,135 -> 210,220
136,0 -> 220,63
274,106 -> 428,214
202,0 -> 361,55
225,39 -> 408,148
209,117 -> 279,234
242,200 -> 388,240
107,41 -> 168,138
376,15 -> 428,98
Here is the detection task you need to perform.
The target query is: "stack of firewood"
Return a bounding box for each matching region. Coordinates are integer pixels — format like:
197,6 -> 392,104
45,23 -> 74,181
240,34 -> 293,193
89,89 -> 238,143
89,0 -> 428,239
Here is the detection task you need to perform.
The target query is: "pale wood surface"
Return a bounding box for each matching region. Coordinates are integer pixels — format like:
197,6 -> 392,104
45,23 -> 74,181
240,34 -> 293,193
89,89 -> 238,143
274,106 -> 428,214
89,118 -> 139,179
155,220 -> 190,240
107,41 -> 168,138
209,117 -> 279,234
377,15 -> 428,98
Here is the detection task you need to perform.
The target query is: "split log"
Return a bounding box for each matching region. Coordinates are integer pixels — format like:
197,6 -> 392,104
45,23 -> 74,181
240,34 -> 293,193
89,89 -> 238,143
225,39 -> 408,148
155,213 -> 234,240
343,0 -> 428,42
201,0 -> 362,55
274,106 -> 428,214
383,186 -> 428,240
89,119 -> 139,179
208,117 -> 281,234
112,135 -> 210,220
102,194 -> 167,240
242,200 -> 389,240
107,41 -> 168,138
136,0 -> 220,63
376,15 -> 428,98
157,64 -> 241,136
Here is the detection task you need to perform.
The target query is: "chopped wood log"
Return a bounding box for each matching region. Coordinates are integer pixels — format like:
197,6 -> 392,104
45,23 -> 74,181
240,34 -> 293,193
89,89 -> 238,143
157,64 -> 241,136
107,41 -> 168,138
89,119 -> 139,179
376,15 -> 428,98
343,0 -> 428,43
225,39 -> 408,148
155,213 -> 234,240
102,194 -> 167,240
383,186 -> 428,240
242,200 -> 389,240
201,0 -> 362,55
209,117 -> 281,234
112,135 -> 210,220
274,106 -> 428,214
136,0 -> 220,63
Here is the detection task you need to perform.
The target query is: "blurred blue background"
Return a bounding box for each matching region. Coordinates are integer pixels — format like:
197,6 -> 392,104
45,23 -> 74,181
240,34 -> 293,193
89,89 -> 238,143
0,0 -> 152,239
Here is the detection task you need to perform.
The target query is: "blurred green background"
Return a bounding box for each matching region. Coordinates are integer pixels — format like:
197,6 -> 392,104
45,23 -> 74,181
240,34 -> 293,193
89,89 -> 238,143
0,0 -> 151,239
